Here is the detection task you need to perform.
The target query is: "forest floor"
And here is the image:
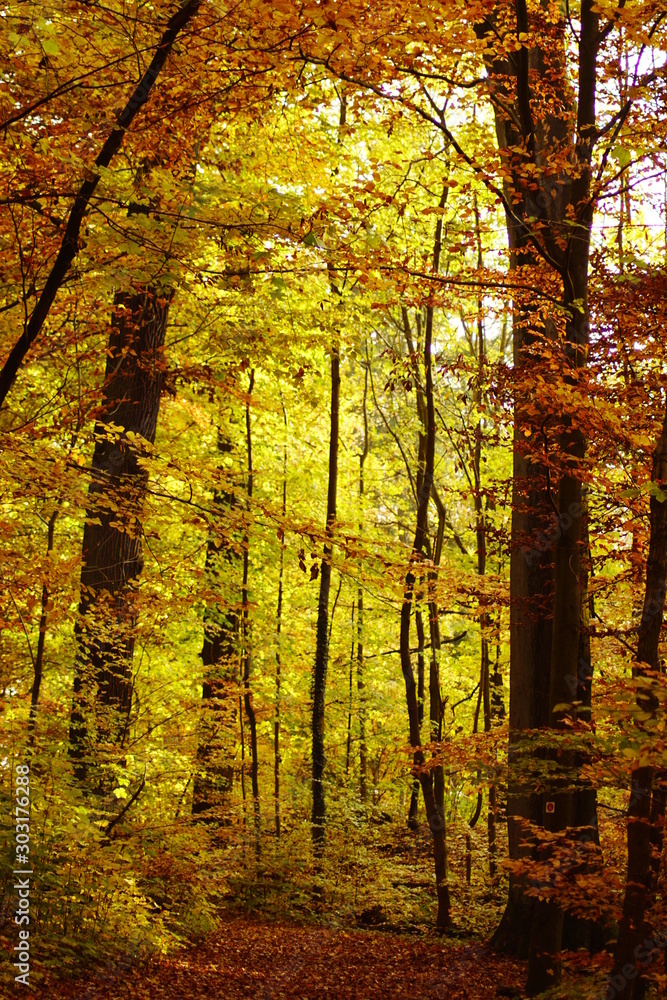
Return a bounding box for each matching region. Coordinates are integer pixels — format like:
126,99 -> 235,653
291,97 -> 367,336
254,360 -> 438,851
44,912 -> 529,1000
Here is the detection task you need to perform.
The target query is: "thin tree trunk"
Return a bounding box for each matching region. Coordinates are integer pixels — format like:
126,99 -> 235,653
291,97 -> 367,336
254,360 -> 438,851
241,371 -> 260,841
192,429 -> 240,821
28,510 -> 58,739
611,407 -> 667,1000
407,607 -> 426,828
399,191 -> 451,931
311,342 -> 340,853
274,397 -> 287,838
69,287 -> 169,778
472,191 -> 497,879
358,358 -> 369,803
403,292 -> 448,836
428,549 -> 445,823
346,602 -> 355,776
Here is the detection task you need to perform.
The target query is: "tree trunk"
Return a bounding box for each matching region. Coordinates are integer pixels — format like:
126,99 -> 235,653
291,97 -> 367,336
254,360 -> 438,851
192,428 -> 241,821
561,501 -> 603,952
311,342 -> 340,853
69,287 -> 169,778
408,606 -> 426,828
526,6 -> 599,989
399,197 -> 451,931
471,195 -> 498,879
358,358 -> 369,803
346,601 -> 355,777
28,509 -> 57,740
241,371 -> 260,840
611,407 -> 667,1000
476,7 -> 602,973
274,397 -> 288,838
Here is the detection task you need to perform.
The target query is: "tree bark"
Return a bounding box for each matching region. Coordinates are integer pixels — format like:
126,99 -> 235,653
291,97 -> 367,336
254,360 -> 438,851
28,509 -> 58,740
408,606 -> 426,828
274,397 -> 288,838
346,601 -> 355,777
358,358 -> 369,803
526,6 -> 600,990
241,371 -> 260,840
399,198 -> 451,931
69,287 -> 169,777
472,193 -> 498,879
476,7 -> 602,976
611,407 -> 667,1000
311,342 -> 340,853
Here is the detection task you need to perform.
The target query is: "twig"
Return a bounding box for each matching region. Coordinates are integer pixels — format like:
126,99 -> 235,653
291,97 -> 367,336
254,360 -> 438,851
104,767 -> 147,839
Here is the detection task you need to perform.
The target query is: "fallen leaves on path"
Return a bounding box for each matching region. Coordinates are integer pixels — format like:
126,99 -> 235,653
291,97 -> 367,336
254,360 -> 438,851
47,913 -> 526,1000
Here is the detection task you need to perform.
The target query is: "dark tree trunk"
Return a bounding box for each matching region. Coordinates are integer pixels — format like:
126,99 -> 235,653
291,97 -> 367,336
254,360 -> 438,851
28,509 -> 58,740
358,358 -> 369,803
475,7 -> 602,977
69,287 -> 169,777
274,397 -> 288,838
346,602 -> 355,777
408,607 -> 426,828
471,196 -> 498,879
192,429 -> 240,821
561,502 -> 603,953
241,372 -> 260,839
526,6 -> 600,990
611,408 -> 667,1000
311,343 -> 340,853
399,198 -> 451,931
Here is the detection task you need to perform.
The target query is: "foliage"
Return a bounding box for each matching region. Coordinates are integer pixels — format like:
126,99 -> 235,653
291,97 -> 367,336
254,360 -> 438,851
1,2 -> 667,997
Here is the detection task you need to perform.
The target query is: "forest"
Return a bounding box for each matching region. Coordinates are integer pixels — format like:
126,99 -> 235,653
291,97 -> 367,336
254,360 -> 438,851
1,2 -> 667,998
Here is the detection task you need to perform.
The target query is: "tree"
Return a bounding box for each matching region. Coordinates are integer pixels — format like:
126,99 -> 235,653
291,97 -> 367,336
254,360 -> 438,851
311,339 -> 341,852
69,287 -> 170,776
192,428 -> 241,821
611,274 -> 667,1000
0,0 -> 200,410
3,5 -> 667,995
399,199 -> 452,932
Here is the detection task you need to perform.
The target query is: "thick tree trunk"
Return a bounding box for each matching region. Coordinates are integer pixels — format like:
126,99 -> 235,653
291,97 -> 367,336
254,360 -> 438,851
526,7 -> 599,988
69,287 -> 169,777
477,7 -> 602,975
561,502 -> 603,952
611,408 -> 667,1000
311,343 -> 340,852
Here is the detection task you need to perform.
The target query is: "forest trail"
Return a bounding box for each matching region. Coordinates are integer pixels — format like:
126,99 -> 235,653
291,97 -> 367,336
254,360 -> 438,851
48,914 -> 526,1000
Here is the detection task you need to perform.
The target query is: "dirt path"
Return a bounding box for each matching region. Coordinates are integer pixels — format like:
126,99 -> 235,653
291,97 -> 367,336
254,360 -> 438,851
47,914 -> 526,1000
